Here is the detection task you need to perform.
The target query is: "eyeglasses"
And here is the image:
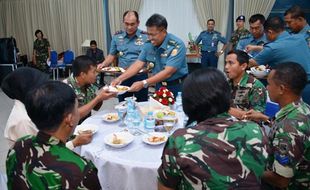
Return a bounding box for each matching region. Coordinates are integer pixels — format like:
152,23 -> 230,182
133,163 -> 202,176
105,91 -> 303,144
147,29 -> 165,38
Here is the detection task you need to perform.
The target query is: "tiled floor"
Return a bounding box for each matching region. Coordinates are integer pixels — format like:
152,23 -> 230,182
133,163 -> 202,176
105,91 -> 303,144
0,88 -> 119,175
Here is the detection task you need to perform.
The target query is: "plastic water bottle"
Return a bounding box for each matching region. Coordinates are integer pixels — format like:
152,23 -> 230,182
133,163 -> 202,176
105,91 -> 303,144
175,92 -> 183,112
144,111 -> 155,130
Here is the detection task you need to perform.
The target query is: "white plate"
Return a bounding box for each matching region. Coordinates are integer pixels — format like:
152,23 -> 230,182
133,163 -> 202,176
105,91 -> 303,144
104,132 -> 134,148
142,132 -> 168,145
102,113 -> 119,123
106,85 -> 130,95
74,124 -> 99,135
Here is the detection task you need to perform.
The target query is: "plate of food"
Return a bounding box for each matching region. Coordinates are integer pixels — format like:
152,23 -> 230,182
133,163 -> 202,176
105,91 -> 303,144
104,132 -> 134,148
106,85 -> 130,95
102,113 -> 119,123
142,132 -> 168,145
74,124 -> 99,135
101,67 -> 125,73
154,109 -> 178,125
250,65 -> 270,78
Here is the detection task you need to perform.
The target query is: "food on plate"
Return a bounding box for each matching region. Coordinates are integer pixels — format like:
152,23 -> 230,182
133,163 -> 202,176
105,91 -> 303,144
148,135 -> 166,143
255,65 -> 266,71
105,113 -> 119,121
78,129 -> 93,134
102,67 -> 125,72
155,110 -> 176,119
115,85 -> 129,92
112,134 -> 124,144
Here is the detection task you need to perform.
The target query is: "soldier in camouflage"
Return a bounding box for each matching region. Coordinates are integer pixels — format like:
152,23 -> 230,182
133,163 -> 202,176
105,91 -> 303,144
158,68 -> 268,190
63,55 -> 115,121
33,29 -> 51,73
260,62 -> 310,189
229,15 -> 250,51
284,5 -> 310,48
6,81 -> 101,189
225,50 -> 266,120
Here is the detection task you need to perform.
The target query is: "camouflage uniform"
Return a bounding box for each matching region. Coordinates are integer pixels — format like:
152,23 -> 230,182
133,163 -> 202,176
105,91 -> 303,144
230,27 -> 250,50
33,38 -> 50,73
64,75 -> 97,107
267,100 -> 310,190
158,112 -> 268,190
229,72 -> 267,112
6,131 -> 101,189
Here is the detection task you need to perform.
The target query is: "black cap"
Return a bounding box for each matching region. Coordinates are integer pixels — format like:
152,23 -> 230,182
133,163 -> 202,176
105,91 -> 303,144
236,15 -> 245,22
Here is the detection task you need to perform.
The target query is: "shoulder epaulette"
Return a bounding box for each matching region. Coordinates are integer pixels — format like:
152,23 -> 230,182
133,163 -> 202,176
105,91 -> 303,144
214,31 -> 221,35
239,34 -> 251,40
114,30 -> 124,35
140,30 -> 148,34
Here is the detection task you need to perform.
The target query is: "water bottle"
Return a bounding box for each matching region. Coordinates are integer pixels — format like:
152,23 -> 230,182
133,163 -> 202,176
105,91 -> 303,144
144,111 -> 155,130
175,92 -> 183,112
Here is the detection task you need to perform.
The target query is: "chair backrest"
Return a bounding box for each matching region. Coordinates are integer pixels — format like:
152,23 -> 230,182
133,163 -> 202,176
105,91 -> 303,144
63,50 -> 74,65
50,50 -> 58,67
264,101 -> 280,118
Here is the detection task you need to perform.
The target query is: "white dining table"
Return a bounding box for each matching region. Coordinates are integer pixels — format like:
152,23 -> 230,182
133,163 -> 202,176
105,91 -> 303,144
75,105 -> 184,190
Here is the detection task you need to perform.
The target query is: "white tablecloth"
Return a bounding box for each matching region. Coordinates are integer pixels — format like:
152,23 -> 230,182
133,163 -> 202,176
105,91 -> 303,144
75,107 -> 184,190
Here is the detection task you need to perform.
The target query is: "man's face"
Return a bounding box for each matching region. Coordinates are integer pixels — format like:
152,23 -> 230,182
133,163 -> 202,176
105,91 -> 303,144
267,70 -> 281,103
236,20 -> 245,29
82,65 -> 97,84
225,53 -> 246,82
90,44 -> 97,51
207,20 -> 215,31
147,26 -> 166,46
71,100 -> 80,131
249,20 -> 264,39
123,14 -> 139,36
284,13 -> 301,33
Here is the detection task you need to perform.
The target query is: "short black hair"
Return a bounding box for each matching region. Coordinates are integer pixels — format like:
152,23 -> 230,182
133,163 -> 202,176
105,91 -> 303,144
1,67 -> 49,103
264,16 -> 285,33
284,5 -> 305,19
249,14 -> 266,25
146,14 -> 168,30
272,62 -> 307,96
182,68 -> 231,123
25,81 -> 77,132
123,10 -> 139,22
72,55 -> 97,77
35,29 -> 43,37
207,19 -> 215,24
90,40 -> 97,46
227,50 -> 249,65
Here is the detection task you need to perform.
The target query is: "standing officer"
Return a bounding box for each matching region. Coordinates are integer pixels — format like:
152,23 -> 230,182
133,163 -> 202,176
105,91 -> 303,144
98,10 -> 148,102
236,14 -> 267,57
195,19 -> 227,68
111,13 -> 188,97
228,15 -> 250,51
284,5 -> 310,47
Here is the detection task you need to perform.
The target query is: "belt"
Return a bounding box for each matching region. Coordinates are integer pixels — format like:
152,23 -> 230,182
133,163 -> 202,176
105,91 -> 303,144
161,75 -> 187,86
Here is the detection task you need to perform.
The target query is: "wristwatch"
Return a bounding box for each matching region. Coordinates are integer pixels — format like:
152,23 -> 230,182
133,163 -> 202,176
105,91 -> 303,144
142,80 -> 148,88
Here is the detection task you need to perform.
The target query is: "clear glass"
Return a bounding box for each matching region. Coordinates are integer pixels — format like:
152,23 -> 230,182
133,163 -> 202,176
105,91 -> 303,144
116,106 -> 127,127
163,121 -> 175,135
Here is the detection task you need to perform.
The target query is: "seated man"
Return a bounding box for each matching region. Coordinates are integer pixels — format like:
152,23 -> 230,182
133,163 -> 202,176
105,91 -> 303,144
6,81 -> 101,189
86,40 -> 105,64
64,55 -> 115,121
225,50 -> 267,119
244,62 -> 310,189
158,68 -> 268,190
86,40 -> 105,86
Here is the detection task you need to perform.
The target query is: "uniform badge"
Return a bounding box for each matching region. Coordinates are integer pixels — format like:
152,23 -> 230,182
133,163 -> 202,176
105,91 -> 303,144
161,51 -> 168,57
135,35 -> 144,45
118,36 -> 124,43
171,49 -> 178,56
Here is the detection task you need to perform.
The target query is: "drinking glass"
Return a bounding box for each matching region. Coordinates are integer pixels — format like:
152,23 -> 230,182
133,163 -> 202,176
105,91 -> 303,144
116,106 -> 127,127
163,121 -> 175,135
